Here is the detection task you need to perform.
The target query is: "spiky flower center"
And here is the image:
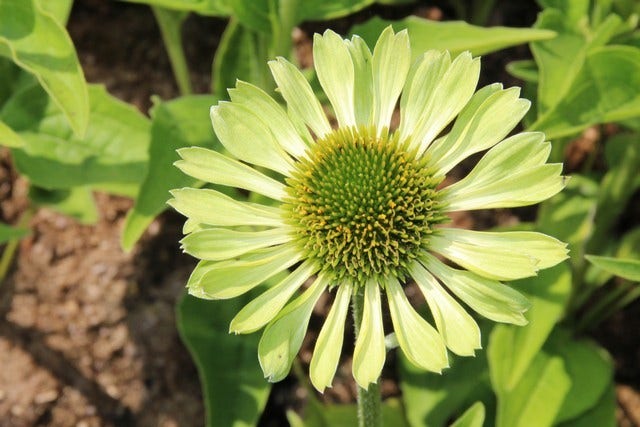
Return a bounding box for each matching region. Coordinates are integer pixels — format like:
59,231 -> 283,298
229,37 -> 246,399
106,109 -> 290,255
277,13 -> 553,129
285,127 -> 444,283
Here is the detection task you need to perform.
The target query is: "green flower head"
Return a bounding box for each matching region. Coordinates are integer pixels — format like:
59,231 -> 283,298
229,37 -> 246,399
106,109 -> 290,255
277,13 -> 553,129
170,27 -> 568,392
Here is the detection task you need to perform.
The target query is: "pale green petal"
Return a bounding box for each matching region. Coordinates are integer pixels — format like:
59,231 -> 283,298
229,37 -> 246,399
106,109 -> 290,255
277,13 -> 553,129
210,103 -> 293,175
346,36 -> 373,126
258,274 -> 328,382
230,261 -> 320,334
268,57 -> 331,138
183,218 -> 201,234
441,131 -> 565,210
176,147 -> 286,200
414,52 -> 480,156
169,188 -> 283,227
352,280 -> 386,389
372,27 -> 410,132
437,228 -> 568,273
185,259 -> 216,299
426,86 -> 530,175
385,277 -> 449,370
314,30 -> 356,128
310,282 -> 353,392
398,50 -> 451,144
192,244 -> 301,299
409,263 -> 481,356
443,163 -> 565,211
180,227 -> 292,261
430,233 -> 538,281
228,81 -> 309,158
422,254 -> 530,325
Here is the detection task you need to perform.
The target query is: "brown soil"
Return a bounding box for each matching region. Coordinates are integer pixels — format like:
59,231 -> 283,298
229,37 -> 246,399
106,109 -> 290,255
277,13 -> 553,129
0,1 -> 638,426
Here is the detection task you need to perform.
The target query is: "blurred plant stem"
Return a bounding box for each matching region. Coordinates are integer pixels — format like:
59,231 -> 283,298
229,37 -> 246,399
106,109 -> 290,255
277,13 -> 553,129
153,6 -> 193,95
0,208 -> 34,285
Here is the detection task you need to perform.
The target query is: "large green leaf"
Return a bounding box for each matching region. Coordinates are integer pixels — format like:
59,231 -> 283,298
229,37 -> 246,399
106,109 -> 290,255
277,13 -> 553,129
556,384 -> 616,427
491,349 -> 571,427
36,0 -> 73,25
29,186 -> 98,224
488,262 -> 572,392
350,16 -> 555,60
4,84 -> 150,197
0,0 -> 88,135
177,293 -> 271,427
121,95 -> 219,250
118,0 -> 231,16
399,346 -> 493,427
531,45 -> 640,139
586,255 -> 640,282
545,330 -> 613,423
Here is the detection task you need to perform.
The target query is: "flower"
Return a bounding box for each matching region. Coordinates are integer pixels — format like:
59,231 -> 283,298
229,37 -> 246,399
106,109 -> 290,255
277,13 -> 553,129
169,27 -> 568,392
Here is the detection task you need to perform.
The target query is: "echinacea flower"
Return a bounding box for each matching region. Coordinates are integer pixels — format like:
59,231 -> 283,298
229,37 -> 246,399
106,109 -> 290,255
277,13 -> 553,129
169,27 -> 567,392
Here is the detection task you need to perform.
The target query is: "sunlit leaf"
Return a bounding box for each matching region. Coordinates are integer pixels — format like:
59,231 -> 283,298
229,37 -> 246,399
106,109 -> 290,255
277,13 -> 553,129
0,0 -> 88,135
586,255 -> 640,282
29,186 -> 98,224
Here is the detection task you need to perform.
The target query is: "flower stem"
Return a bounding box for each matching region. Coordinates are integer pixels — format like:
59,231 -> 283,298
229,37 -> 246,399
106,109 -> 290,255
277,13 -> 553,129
352,286 -> 382,427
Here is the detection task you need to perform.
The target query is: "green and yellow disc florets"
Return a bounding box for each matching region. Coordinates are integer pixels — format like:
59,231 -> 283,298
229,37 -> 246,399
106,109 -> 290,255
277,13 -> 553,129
285,126 -> 446,283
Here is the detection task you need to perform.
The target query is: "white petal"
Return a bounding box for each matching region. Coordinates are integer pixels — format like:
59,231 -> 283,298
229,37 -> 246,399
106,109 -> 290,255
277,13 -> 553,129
258,274 -> 328,382
415,52 -> 480,156
372,27 -> 411,132
310,282 -> 353,392
228,81 -> 309,158
180,227 -> 292,261
426,86 -> 530,175
422,253 -> 530,325
269,57 -> 331,138
346,36 -> 374,126
352,281 -> 386,389
385,277 -> 449,370
176,147 -> 286,200
409,262 -> 481,356
210,103 -> 293,175
229,261 -> 320,334
190,244 -> 301,299
314,30 -> 356,128
169,188 -> 283,227
398,50 -> 451,145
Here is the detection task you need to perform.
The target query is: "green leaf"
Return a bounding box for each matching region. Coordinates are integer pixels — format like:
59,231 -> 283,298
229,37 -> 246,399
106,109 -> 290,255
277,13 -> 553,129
121,95 -> 219,250
36,0 -> 73,25
492,350 -> 571,427
29,186 -> 98,224
537,175 -> 599,269
450,402 -> 485,427
488,262 -> 572,392
0,222 -> 29,244
588,133 -> 640,251
292,396 -> 409,427
531,45 -> 640,139
506,59 -> 538,83
350,16 -> 555,60
295,0 -> 374,21
0,120 -> 25,147
556,384 -> 616,427
586,255 -> 640,282
212,19 -> 271,97
399,347 -> 492,427
0,0 -> 89,136
177,292 -> 271,427
5,84 -> 150,197
546,330 -> 613,423
118,0 -> 231,16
